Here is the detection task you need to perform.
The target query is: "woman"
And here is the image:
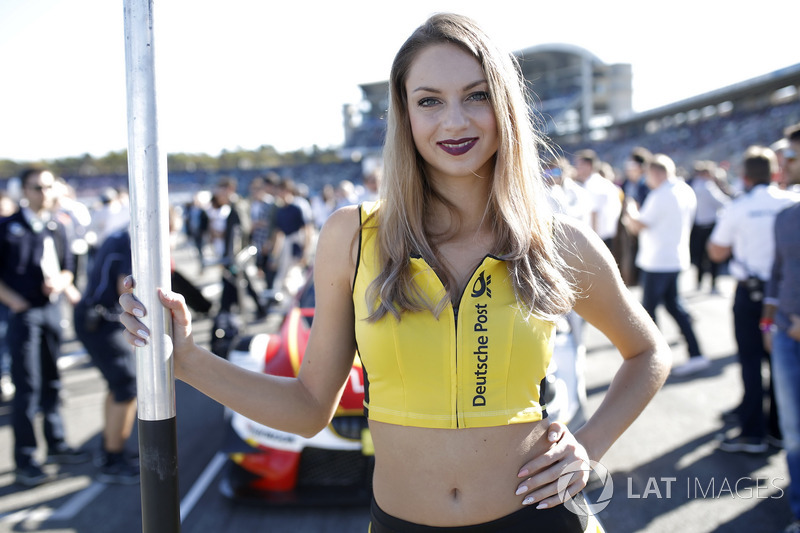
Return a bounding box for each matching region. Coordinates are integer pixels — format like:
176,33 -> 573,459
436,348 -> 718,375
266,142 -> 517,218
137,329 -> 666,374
120,14 -> 670,532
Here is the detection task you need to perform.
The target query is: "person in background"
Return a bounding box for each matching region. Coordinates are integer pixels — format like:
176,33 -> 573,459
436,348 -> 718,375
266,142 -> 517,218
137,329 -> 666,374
311,183 -> 337,229
119,14 -> 669,532
53,178 -> 93,286
689,160 -> 731,294
268,178 -> 315,303
622,153 -> 706,376
0,190 -> 16,402
0,167 -> 89,486
247,174 -> 278,284
214,176 -> 266,319
762,122 -> 800,533
73,228 -> 139,484
86,187 -> 129,257
617,147 -> 653,287
544,157 -> 593,228
184,190 -> 210,273
572,149 -> 622,252
708,145 -> 800,453
358,167 -> 382,204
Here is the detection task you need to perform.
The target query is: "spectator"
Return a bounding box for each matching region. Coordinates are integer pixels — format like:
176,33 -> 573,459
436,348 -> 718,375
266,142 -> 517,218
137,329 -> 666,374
87,187 -> 129,255
545,157 -> 593,227
52,178 -> 92,286
708,145 -> 800,453
268,178 -> 315,303
622,153 -> 707,376
334,179 -> 359,209
358,167 -> 382,203
689,160 -> 731,294
248,174 -> 279,287
184,190 -> 211,273
311,183 -> 337,229
617,147 -> 653,287
573,149 -> 622,251
0,190 -> 16,402
0,167 -> 89,486
213,176 -> 266,319
73,228 -> 139,484
621,147 -> 652,208
763,121 -> 800,533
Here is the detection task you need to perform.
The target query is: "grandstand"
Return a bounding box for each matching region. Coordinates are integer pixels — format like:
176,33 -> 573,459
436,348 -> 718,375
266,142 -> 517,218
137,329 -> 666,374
342,44 -> 800,178
6,47 -> 797,201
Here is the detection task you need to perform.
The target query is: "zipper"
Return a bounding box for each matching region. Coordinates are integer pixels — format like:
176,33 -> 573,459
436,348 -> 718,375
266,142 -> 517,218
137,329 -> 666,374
420,255 -> 494,429
450,257 -> 492,429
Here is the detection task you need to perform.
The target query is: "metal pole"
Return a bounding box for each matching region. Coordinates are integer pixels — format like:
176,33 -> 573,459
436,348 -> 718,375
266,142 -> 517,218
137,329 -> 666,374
123,1 -> 180,531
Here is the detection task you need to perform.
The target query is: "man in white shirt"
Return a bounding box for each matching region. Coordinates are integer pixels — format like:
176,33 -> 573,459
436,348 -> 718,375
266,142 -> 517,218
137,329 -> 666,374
573,149 -> 622,251
708,145 -> 800,454
623,154 -> 706,376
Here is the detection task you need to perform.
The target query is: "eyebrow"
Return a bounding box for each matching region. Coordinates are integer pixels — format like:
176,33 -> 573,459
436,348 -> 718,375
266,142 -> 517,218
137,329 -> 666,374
411,79 -> 488,94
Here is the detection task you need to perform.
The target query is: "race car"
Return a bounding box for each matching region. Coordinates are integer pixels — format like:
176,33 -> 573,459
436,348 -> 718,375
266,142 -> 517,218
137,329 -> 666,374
219,281 -> 374,505
219,278 -> 586,505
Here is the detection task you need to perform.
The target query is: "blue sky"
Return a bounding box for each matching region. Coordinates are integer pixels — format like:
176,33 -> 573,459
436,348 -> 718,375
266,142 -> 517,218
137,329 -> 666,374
0,0 -> 795,162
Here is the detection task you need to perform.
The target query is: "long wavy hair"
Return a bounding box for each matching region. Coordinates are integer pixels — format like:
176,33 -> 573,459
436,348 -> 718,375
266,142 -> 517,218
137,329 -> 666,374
365,13 -> 576,322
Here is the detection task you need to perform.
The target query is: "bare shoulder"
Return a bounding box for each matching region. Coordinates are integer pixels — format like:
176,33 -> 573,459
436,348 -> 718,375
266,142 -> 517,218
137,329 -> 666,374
315,204 -> 361,283
553,214 -> 613,277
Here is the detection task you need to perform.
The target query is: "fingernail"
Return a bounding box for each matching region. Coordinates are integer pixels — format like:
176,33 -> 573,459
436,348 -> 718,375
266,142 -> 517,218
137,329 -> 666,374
138,329 -> 149,339
548,432 -> 558,441
518,469 -> 529,477
515,485 -> 528,496
134,338 -> 146,347
133,308 -> 144,317
522,496 -> 535,506
536,502 -> 548,509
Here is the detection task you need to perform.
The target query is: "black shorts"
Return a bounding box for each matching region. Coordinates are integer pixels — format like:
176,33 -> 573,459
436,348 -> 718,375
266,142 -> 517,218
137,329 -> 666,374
368,494 -> 602,532
74,302 -> 136,403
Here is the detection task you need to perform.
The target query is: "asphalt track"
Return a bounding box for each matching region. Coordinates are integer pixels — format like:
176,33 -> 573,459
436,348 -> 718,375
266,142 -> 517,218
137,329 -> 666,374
0,242 -> 794,532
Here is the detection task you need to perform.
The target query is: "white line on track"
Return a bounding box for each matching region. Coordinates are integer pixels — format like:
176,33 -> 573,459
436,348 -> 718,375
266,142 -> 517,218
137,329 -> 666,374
0,481 -> 105,525
0,452 -> 227,527
180,451 -> 228,523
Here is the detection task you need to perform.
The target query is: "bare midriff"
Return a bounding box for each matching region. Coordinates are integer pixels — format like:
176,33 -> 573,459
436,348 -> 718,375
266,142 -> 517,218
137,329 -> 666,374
369,418 -> 551,527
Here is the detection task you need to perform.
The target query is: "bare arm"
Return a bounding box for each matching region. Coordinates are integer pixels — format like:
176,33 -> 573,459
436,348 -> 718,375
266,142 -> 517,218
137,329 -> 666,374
564,219 -> 671,460
119,206 -> 361,438
516,217 -> 671,508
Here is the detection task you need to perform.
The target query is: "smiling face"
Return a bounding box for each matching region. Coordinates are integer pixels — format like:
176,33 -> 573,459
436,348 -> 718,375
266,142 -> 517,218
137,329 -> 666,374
405,43 -> 498,184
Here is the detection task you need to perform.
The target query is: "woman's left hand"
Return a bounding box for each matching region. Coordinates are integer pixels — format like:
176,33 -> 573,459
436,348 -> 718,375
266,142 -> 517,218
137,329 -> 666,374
515,421 -> 590,509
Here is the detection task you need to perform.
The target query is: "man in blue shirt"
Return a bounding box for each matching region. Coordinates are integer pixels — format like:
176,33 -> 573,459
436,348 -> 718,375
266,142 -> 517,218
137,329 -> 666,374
74,228 -> 139,484
0,167 -> 89,486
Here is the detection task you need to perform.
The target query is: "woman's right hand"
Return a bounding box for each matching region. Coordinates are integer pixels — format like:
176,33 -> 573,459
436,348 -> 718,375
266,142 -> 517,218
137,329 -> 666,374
118,276 -> 196,375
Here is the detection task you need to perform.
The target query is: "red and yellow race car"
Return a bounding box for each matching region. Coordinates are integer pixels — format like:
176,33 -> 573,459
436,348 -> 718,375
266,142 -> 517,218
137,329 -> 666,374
220,281 -> 374,505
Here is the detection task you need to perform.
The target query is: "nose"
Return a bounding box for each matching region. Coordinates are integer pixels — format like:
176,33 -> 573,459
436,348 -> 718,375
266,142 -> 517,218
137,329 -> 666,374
442,102 -> 469,131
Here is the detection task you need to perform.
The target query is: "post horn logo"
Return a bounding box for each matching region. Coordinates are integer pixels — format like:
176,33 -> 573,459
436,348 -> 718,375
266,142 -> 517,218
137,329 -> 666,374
471,271 -> 492,298
556,459 -> 614,516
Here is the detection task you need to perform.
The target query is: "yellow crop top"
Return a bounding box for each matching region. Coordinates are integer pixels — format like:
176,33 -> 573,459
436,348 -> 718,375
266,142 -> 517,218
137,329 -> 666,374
352,202 -> 556,429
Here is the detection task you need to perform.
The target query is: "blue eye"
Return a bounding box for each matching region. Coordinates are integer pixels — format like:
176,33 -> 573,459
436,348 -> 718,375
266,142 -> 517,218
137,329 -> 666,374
468,91 -> 490,102
418,97 -> 439,108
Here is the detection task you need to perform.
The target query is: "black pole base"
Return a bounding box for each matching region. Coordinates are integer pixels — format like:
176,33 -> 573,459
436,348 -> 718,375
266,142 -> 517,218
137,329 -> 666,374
139,417 -> 180,533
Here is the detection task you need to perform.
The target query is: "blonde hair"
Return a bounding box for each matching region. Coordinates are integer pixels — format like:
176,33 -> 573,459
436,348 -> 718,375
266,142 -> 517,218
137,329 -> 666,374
366,13 -> 575,322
